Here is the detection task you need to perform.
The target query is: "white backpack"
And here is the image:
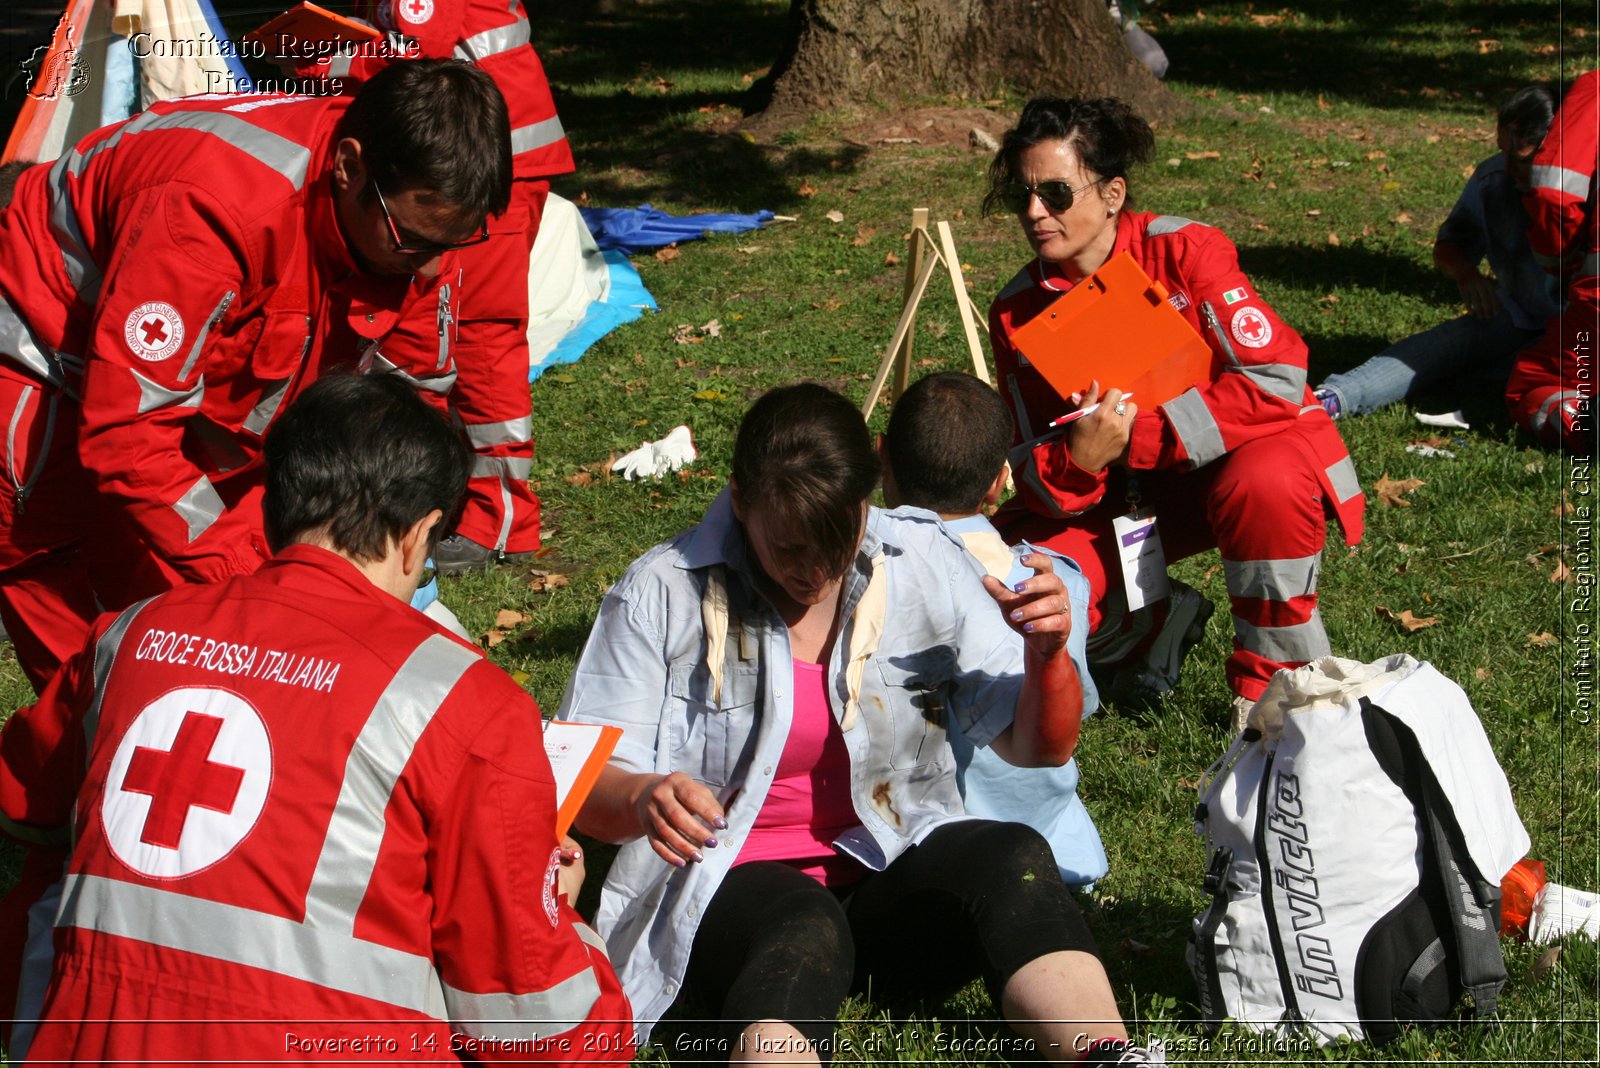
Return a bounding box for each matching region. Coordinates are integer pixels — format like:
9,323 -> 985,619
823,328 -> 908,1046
1188,655 -> 1529,1045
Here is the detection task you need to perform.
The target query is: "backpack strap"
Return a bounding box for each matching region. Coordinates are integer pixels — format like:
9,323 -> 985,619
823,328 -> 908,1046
1191,846 -> 1234,1029
1416,768 -> 1508,1018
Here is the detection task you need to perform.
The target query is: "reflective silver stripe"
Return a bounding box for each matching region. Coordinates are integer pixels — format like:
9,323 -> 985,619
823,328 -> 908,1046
303,635 -> 479,933
56,873 -> 449,1017
1223,554 -> 1321,602
1530,163 -> 1592,199
1241,361 -> 1306,404
142,111 -> 312,187
1324,455 -> 1362,504
371,352 -> 457,394
179,291 -> 236,383
1146,215 -> 1205,236
1532,390 -> 1584,433
81,599 -> 156,754
173,475 -> 226,543
1234,611 -> 1331,663
1162,388 -> 1226,467
46,153 -> 100,305
465,417 -> 533,448
324,54 -> 354,78
0,294 -> 64,386
1532,249 -> 1563,269
494,476 -> 515,551
573,922 -> 609,956
444,969 -> 602,1042
454,17 -> 530,61
132,367 -> 204,415
511,116 -> 567,156
243,376 -> 294,436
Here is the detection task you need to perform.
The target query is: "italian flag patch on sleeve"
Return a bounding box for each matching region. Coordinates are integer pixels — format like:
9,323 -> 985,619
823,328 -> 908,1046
1223,287 -> 1249,305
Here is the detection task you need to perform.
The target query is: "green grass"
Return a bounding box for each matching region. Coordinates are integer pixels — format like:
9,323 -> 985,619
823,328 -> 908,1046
2,0 -> 1597,1063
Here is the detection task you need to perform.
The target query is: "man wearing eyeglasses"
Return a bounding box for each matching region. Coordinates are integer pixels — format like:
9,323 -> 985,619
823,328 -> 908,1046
0,59 -> 511,693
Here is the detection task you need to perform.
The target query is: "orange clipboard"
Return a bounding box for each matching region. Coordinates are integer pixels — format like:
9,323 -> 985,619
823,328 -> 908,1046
544,720 -> 623,838
243,3 -> 384,55
1009,251 -> 1218,410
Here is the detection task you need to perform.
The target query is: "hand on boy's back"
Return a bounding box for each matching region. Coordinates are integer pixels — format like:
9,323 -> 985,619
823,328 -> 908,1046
982,552 -> 1072,660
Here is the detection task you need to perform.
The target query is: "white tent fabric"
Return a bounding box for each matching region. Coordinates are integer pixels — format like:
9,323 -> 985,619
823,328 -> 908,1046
527,192 -> 612,367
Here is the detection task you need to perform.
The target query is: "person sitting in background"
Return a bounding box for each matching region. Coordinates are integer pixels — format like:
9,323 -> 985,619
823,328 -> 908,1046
1314,86 -> 1560,420
879,370 -> 1107,886
0,374 -> 631,1062
985,96 -> 1364,730
560,383 -> 1163,1066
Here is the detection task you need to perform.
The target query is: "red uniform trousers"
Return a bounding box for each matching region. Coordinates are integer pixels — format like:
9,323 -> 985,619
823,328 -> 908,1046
997,425 -> 1334,701
1506,296 -> 1597,453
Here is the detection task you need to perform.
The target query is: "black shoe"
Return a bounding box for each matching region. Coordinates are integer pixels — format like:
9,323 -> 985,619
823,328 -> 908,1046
433,534 -> 534,576
1099,580 -> 1214,710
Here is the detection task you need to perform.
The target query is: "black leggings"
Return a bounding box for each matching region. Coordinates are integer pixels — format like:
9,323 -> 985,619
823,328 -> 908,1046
679,819 -> 1100,1059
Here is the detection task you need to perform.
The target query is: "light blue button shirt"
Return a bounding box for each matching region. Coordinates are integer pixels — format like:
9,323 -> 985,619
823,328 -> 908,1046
558,492 -> 1052,1037
1438,153 -> 1564,331
937,513 -> 1109,886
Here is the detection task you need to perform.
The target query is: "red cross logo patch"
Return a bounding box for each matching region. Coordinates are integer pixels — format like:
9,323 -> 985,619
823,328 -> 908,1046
101,687 -> 272,879
399,0 -> 434,25
123,301 -> 185,363
1229,305 -> 1273,350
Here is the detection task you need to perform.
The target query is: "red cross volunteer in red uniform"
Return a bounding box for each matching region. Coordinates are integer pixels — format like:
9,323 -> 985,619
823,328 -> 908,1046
0,60 -> 513,692
305,0 -> 576,570
1510,69 -> 1597,452
0,374 -> 633,1062
985,97 -> 1365,707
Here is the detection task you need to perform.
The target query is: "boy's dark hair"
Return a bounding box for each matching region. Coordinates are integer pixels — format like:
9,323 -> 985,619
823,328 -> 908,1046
264,373 -> 470,560
984,95 -> 1156,216
1499,84 -> 1557,153
336,59 -> 512,218
732,383 -> 880,581
886,372 -> 1012,515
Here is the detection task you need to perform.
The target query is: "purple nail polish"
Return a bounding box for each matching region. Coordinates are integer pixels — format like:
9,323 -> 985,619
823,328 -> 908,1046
1024,622 -> 1036,633
714,817 -> 729,830
1013,582 -> 1028,593
1010,609 -> 1024,622
691,850 -> 705,863
705,836 -> 719,848
673,857 -> 687,869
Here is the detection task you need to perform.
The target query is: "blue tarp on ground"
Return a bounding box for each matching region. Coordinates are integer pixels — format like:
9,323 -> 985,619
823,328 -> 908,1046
579,204 -> 775,255
529,250 -> 658,383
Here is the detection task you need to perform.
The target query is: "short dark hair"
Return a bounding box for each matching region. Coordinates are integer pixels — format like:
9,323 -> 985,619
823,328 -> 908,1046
885,372 -> 1012,515
264,373 -> 470,561
336,59 -> 512,219
1499,84 -> 1557,153
732,383 -> 880,581
984,96 -> 1155,216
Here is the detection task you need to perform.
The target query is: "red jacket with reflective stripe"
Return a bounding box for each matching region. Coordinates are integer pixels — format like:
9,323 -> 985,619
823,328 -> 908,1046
0,545 -> 633,1062
989,211 -> 1364,544
0,94 -> 435,585
305,0 -> 573,182
1527,69 -> 1599,305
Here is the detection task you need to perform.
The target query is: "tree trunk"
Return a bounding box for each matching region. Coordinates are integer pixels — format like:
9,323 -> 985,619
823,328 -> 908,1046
757,0 -> 1174,123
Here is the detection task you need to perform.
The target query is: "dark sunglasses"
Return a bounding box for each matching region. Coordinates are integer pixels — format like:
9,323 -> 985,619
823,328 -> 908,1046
997,177 -> 1104,214
371,179 -> 490,255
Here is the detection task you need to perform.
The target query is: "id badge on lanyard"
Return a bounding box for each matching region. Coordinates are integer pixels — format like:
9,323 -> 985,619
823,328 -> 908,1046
1111,478 -> 1170,611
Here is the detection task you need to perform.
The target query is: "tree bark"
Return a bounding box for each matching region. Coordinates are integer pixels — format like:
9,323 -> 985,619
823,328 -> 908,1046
757,0 -> 1174,122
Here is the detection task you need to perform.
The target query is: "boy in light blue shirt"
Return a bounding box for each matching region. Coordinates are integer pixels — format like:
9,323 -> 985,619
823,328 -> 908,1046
881,371 -> 1108,885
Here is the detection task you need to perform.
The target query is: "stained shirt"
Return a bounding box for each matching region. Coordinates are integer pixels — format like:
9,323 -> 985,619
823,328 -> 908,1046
558,492 -> 1040,1036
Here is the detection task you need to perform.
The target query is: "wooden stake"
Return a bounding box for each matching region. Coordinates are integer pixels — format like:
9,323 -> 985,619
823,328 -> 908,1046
894,208 -> 931,403
937,220 -> 991,385
861,251 -> 941,417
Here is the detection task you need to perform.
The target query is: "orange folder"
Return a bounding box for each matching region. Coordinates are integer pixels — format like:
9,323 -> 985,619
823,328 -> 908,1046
244,3 -> 384,55
1010,251 -> 1218,410
544,720 -> 623,838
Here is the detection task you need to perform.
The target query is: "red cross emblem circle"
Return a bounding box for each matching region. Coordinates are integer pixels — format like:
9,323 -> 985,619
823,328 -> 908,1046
101,687 -> 272,879
123,301 -> 185,363
1229,305 -> 1273,349
400,0 -> 435,24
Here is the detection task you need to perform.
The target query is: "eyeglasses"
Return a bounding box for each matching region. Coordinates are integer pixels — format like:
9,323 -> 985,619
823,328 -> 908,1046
996,177 -> 1104,214
370,179 -> 490,255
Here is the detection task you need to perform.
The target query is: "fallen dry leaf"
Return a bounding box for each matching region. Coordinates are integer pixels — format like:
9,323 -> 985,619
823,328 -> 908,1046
494,609 -> 527,628
1317,94 -> 1331,111
527,570 -> 570,593
692,388 -> 728,401
1411,434 -> 1452,449
884,251 -> 901,267
1393,211 -> 1413,224
1305,208 -> 1323,217
1375,606 -> 1440,632
1555,490 -> 1575,516
1203,564 -> 1222,581
654,244 -> 681,263
1374,474 -> 1425,507
1185,150 -> 1222,160
1526,632 -> 1558,648
1474,667 -> 1491,680
1551,557 -> 1573,583
564,471 -> 592,487
1477,38 -> 1501,53
1327,231 -> 1342,246
1531,944 -> 1563,980
850,226 -> 878,247
736,245 -> 761,255
701,318 -> 722,338
1178,776 -> 1201,790
797,180 -> 819,197
824,209 -> 845,223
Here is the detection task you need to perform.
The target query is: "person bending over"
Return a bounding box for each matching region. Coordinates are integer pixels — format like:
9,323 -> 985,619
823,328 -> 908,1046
0,374 -> 631,1062
1314,86 -> 1559,419
985,96 -> 1365,728
560,383 -> 1163,1066
879,369 -> 1107,886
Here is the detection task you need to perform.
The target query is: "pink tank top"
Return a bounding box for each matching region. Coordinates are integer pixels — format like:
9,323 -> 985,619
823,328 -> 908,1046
733,659 -> 865,886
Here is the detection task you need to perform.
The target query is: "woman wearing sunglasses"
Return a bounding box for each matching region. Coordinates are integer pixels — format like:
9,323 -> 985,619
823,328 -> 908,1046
984,96 -> 1364,729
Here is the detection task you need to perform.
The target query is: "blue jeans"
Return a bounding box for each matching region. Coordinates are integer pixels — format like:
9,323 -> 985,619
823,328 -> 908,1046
1319,309 -> 1543,416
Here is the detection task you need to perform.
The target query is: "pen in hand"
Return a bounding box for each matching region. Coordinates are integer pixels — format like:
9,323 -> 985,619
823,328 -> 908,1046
1049,392 -> 1134,429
